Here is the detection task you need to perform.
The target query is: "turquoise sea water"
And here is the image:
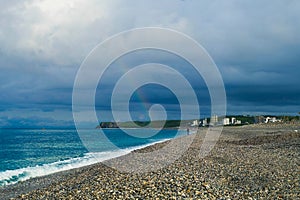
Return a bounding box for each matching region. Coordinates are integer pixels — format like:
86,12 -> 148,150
0,128 -> 187,186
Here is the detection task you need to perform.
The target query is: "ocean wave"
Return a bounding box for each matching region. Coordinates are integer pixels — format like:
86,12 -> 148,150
0,139 -> 170,186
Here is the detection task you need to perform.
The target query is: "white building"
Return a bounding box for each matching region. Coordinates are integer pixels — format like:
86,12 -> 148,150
210,115 -> 218,126
201,118 -> 208,126
223,118 -> 230,125
231,117 -> 236,125
235,120 -> 242,125
191,120 -> 199,127
265,117 -> 278,123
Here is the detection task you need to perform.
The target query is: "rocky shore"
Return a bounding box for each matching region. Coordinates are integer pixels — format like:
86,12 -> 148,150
1,124 -> 299,199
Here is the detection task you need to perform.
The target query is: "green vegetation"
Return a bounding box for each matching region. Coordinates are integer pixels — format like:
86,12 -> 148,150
119,120 -> 182,128
280,115 -> 299,122
229,115 -> 255,124
97,114 -> 299,129
96,122 -> 119,128
97,120 -> 190,129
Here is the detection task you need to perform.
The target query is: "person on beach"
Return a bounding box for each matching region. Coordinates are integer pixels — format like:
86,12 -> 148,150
187,128 -> 190,135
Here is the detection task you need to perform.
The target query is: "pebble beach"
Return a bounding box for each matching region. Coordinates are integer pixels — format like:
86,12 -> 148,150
1,123 -> 299,199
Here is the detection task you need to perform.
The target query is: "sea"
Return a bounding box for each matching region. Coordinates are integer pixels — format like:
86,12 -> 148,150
0,128 -> 188,186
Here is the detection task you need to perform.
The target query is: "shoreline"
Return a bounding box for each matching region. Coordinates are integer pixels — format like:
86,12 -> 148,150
0,136 -> 177,199
0,128 -> 191,187
1,124 -> 299,199
0,136 -> 174,185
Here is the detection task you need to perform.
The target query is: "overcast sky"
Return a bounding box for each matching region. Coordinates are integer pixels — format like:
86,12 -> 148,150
0,0 -> 299,128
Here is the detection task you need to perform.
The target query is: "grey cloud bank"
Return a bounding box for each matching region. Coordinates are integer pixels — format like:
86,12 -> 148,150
0,0 -> 299,127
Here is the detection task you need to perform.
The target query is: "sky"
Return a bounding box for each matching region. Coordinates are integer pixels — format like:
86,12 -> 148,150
0,0 -> 300,128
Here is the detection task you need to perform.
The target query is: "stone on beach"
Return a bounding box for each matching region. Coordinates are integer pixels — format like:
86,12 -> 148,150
1,123 -> 299,199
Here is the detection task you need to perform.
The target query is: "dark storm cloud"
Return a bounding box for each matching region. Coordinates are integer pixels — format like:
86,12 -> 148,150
0,50 -> 76,113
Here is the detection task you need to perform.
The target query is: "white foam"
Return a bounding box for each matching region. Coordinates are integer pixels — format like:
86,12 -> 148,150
0,139 -> 170,186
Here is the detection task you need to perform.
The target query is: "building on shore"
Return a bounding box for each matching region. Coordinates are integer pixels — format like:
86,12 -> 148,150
254,116 -> 265,124
255,116 -> 281,124
231,117 -> 236,125
223,118 -> 230,125
265,117 -> 278,123
200,118 -> 208,127
235,120 -> 242,125
191,120 -> 199,127
210,115 -> 218,126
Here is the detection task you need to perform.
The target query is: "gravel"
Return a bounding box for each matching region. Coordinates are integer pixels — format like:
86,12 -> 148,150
1,123 -> 299,200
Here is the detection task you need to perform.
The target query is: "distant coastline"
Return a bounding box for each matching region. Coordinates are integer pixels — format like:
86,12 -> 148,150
96,115 -> 300,129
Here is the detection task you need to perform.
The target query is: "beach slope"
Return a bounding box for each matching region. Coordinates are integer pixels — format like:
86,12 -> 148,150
1,124 -> 299,199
